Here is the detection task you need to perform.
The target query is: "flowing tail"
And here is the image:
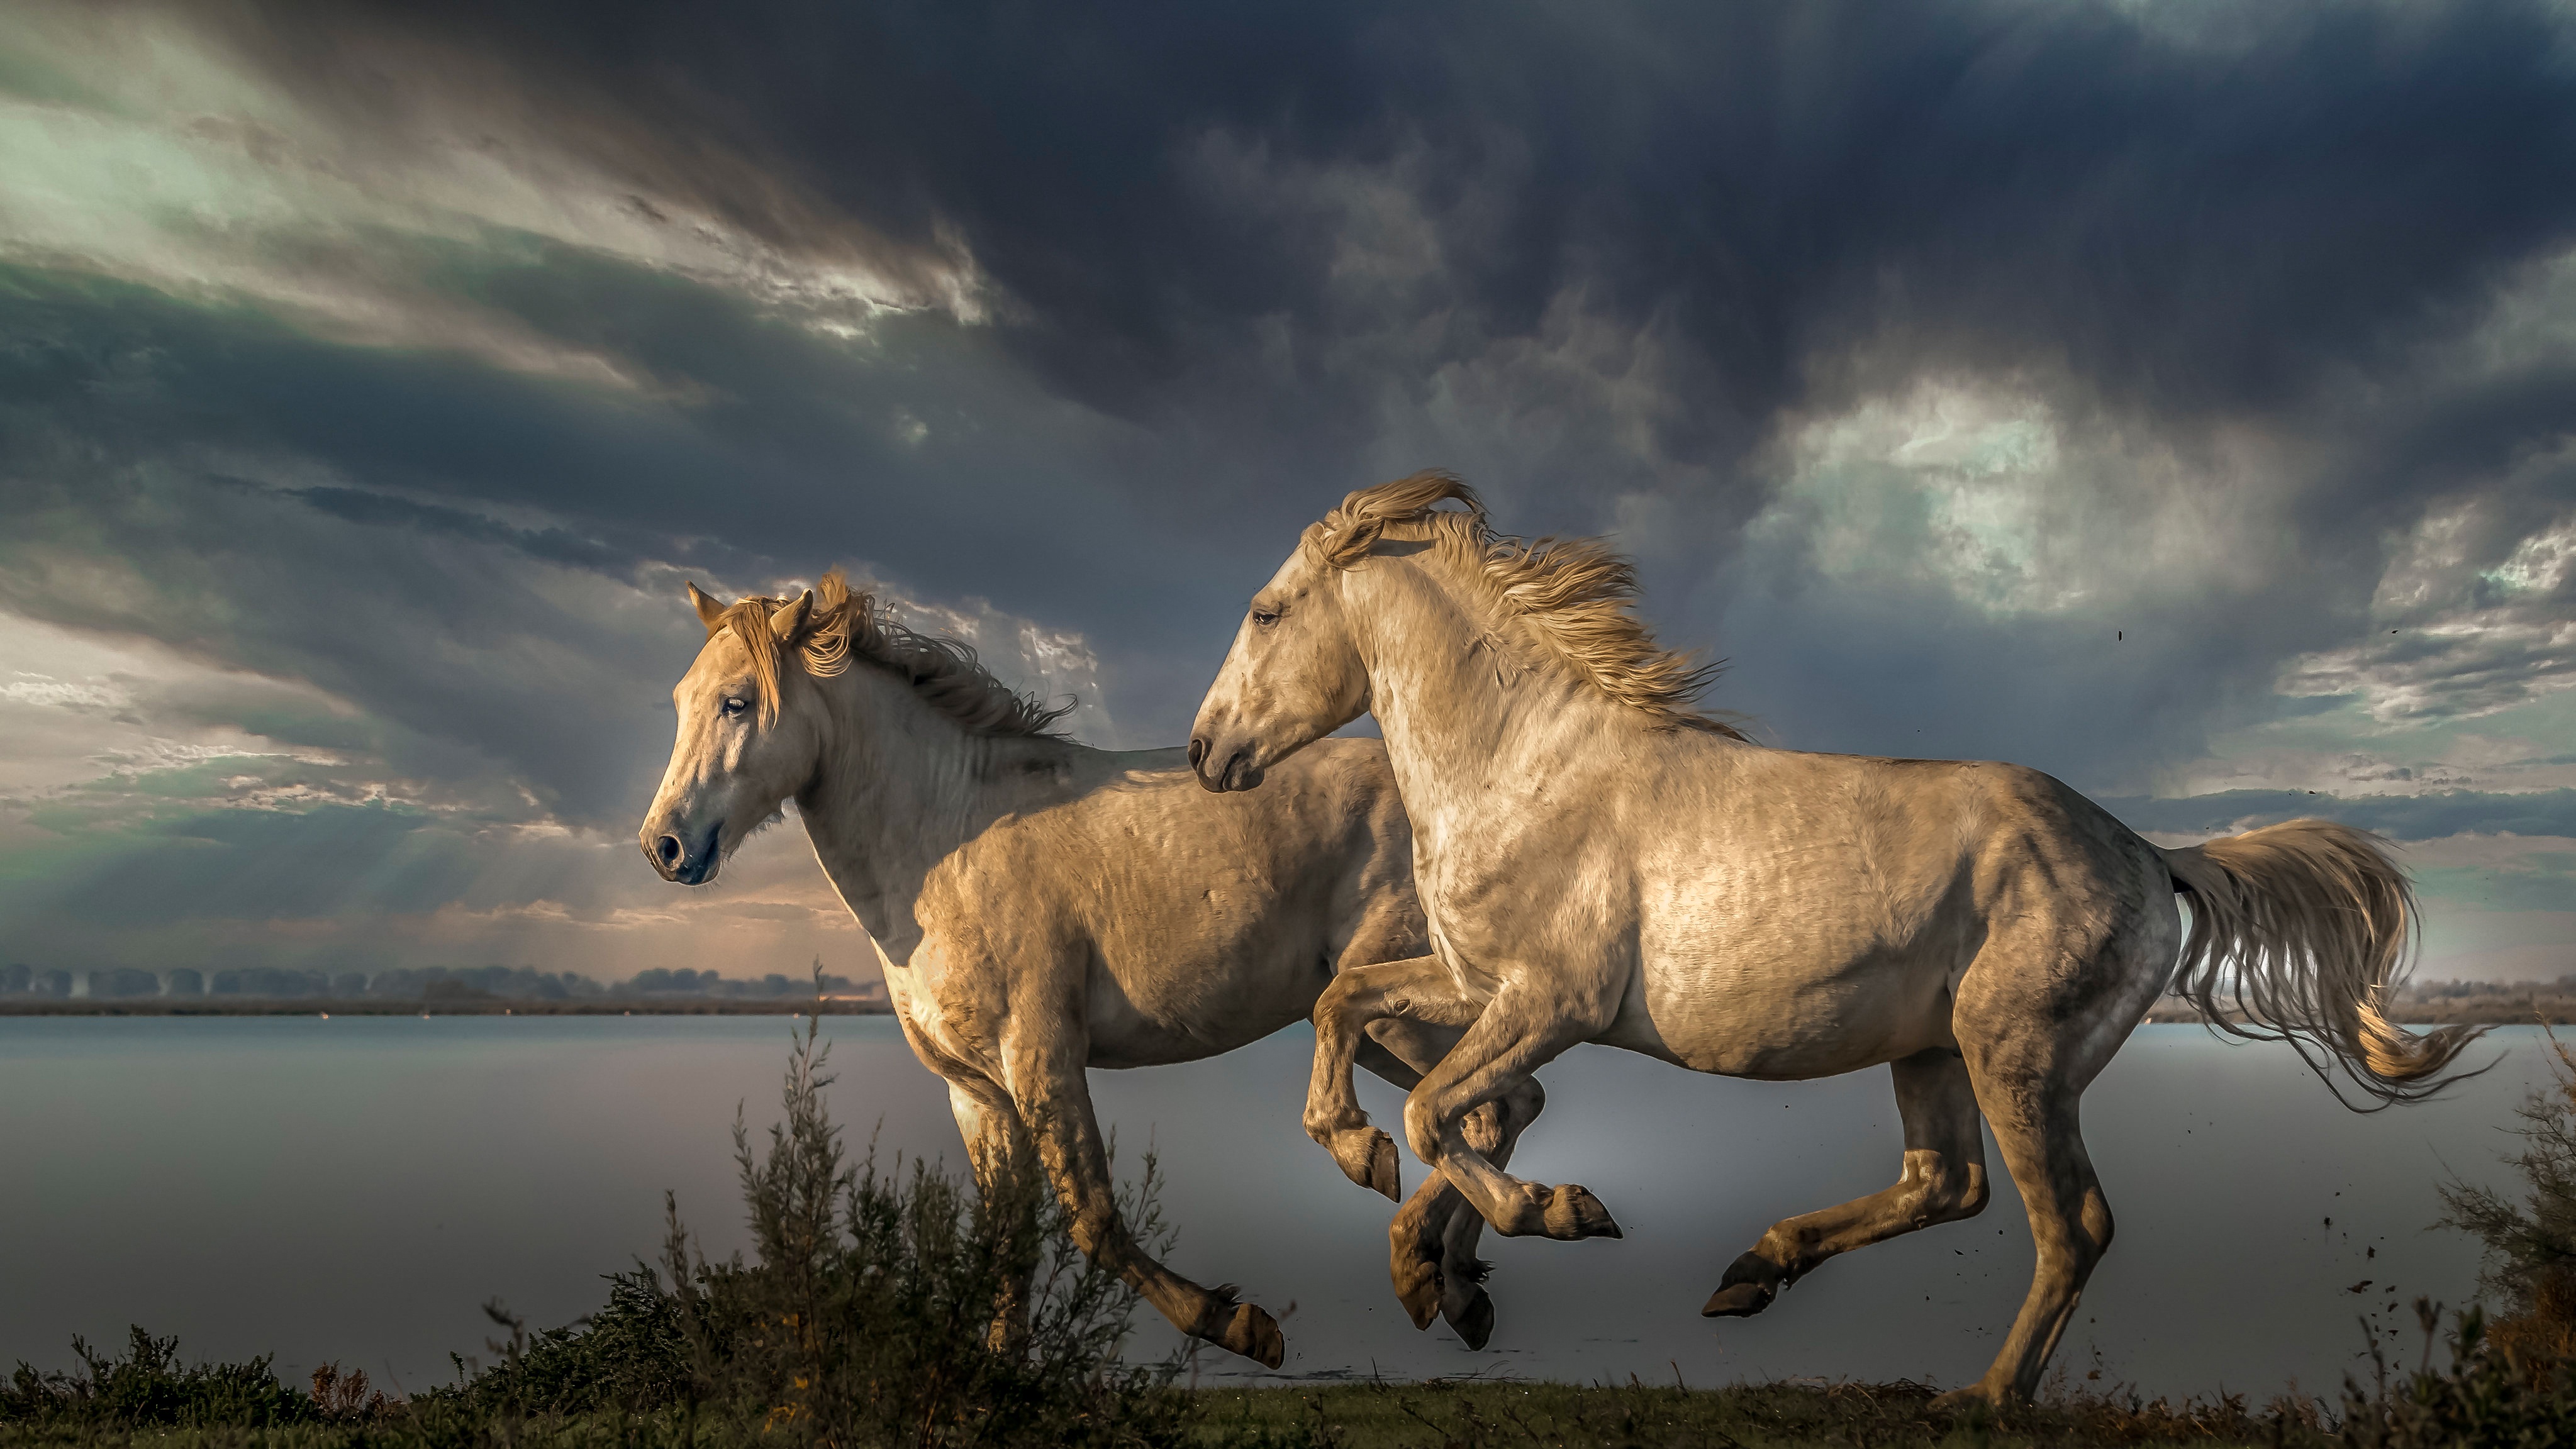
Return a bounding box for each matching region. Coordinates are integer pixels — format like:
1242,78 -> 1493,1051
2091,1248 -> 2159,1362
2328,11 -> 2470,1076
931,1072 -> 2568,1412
2160,818 -> 2485,1108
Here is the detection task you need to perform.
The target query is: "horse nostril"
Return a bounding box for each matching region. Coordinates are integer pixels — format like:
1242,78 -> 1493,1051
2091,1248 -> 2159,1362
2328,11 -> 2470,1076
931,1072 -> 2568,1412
655,835 -> 684,868
1188,737 -> 1209,771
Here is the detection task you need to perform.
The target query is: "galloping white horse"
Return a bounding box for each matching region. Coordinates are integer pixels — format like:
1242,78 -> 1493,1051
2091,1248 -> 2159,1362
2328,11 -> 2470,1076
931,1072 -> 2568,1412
1187,473 -> 2482,1403
638,571 -> 1542,1365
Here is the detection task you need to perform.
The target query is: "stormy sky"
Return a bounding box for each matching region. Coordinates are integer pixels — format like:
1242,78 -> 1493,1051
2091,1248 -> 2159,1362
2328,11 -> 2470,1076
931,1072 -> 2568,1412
6,0 -> 2576,984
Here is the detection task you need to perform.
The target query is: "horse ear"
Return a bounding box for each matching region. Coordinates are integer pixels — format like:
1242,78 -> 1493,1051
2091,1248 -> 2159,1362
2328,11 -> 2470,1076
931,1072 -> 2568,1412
770,589 -> 815,642
687,581 -> 726,636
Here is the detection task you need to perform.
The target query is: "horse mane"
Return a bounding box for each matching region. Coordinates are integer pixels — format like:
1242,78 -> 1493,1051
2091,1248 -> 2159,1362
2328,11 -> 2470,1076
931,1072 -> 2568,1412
1312,471 -> 1747,738
713,570 -> 1074,738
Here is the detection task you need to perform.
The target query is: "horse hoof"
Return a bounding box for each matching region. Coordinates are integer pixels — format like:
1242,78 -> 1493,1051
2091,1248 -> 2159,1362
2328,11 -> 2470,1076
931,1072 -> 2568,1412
1541,1184 -> 1621,1240
1391,1255 -> 1443,1330
1332,1128 -> 1400,1200
1701,1251 -> 1782,1318
1221,1302 -> 1285,1369
1700,1280 -> 1775,1317
1931,1384 -> 2005,1412
1444,1284 -> 1495,1351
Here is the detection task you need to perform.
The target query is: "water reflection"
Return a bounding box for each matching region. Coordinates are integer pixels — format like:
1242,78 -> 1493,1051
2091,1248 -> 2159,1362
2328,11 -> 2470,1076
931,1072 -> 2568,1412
0,1016 -> 2541,1399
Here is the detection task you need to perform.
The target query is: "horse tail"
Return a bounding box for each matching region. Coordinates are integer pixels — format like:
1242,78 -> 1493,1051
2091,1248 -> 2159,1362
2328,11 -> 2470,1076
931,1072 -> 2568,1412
2158,818 -> 2484,1108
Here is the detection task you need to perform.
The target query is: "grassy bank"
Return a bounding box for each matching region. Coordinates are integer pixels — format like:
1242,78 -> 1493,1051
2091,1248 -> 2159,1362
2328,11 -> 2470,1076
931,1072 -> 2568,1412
0,1381 -> 2338,1448
3,1355 -> 2562,1448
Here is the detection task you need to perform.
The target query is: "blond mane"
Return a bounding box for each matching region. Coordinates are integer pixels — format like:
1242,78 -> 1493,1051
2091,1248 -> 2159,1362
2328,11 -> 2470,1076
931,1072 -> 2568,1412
1310,472 -> 1746,738
713,570 -> 1073,738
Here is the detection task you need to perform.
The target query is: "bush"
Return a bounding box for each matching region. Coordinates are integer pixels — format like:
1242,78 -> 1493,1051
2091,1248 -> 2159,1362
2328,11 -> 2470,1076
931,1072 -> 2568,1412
0,1326 -> 311,1429
442,1269 -> 691,1416
2341,1301 -> 2576,1448
440,1015 -> 1187,1448
655,1017 -> 1188,1448
2440,1030 -> 2576,1362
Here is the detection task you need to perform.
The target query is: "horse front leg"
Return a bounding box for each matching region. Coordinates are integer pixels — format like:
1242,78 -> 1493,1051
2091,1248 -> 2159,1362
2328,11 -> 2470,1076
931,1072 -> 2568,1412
1363,1019 -> 1544,1347
1401,982 -> 1617,1242
1008,1035 -> 1286,1367
1703,1047 -> 1988,1319
1307,956 -> 1480,1196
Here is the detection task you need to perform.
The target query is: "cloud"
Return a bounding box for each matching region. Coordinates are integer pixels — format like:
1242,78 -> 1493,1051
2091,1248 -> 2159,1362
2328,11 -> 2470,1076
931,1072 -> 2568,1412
0,0 -> 987,386
9,0 -> 2576,974
2282,499 -> 2576,721
2110,789 -> 2576,843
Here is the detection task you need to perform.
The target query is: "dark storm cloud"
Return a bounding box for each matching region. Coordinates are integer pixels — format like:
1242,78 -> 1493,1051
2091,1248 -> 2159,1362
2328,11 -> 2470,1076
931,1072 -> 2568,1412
170,0 -> 2576,745
281,0 -> 2576,427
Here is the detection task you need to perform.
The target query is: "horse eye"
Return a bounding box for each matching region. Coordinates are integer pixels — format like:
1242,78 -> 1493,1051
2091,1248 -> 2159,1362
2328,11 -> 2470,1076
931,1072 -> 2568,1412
722,697 -> 748,718
1251,609 -> 1281,628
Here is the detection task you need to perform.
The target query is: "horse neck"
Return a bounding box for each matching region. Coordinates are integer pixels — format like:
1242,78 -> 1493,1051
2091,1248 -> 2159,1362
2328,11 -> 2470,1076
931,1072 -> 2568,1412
1346,557 -> 1620,847
794,664 -> 1079,963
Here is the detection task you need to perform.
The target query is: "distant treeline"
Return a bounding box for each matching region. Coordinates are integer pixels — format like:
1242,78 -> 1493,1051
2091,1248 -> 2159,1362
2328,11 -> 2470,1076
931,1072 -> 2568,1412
0,962 -> 886,1005
2143,977 -> 2576,1027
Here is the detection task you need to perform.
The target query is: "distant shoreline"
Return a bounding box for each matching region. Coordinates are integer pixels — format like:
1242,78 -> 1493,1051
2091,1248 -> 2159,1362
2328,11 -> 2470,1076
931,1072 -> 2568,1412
7,995 -> 2562,1024
0,997 -> 896,1017
2143,995 -> 2576,1027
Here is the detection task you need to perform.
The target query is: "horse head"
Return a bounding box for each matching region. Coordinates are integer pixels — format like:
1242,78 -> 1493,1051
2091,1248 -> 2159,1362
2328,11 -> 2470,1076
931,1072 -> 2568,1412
1190,529 -> 1376,795
638,580 -> 830,885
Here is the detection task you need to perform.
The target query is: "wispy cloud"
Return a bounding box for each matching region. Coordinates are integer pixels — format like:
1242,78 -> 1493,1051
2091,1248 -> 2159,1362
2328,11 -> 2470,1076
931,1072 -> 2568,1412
0,2 -> 987,385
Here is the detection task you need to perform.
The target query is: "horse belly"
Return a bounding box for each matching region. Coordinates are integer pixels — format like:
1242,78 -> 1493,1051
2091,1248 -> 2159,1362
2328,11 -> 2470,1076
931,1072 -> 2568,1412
1081,938 -> 1325,1070
1622,944 -> 1962,1082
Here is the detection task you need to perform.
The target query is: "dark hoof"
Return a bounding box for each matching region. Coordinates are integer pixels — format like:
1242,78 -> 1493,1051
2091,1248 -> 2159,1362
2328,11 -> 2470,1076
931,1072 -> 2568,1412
1390,1245 -> 1443,1331
1700,1280 -> 1776,1317
1444,1284 -> 1495,1351
1700,1251 -> 1782,1318
1218,1302 -> 1284,1368
1331,1127 -> 1401,1200
1541,1184 -> 1622,1240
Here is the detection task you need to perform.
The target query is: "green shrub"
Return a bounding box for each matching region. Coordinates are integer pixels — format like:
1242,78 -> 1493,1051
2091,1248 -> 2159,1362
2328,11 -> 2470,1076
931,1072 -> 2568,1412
442,1269 -> 691,1416
650,1016 -> 1190,1448
2341,1301 -> 2576,1448
2440,1030 -> 2576,1363
0,1326 -> 311,1429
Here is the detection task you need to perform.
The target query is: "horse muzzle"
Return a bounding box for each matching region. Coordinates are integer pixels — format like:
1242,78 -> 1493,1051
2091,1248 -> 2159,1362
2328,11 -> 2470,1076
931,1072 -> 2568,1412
642,823 -> 723,886
1187,735 -> 1266,794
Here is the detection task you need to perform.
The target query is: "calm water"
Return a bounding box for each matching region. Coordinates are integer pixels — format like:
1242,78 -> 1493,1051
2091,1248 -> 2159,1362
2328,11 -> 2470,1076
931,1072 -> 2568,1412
0,1015 -> 2553,1399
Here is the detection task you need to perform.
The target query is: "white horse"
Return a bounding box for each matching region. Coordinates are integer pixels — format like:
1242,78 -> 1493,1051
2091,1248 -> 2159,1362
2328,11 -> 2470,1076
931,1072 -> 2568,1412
638,571 -> 1542,1365
1186,472 -> 2482,1404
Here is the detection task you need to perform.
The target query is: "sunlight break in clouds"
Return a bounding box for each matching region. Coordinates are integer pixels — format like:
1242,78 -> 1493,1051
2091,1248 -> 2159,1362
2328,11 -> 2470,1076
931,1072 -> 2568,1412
1749,382 -> 2297,618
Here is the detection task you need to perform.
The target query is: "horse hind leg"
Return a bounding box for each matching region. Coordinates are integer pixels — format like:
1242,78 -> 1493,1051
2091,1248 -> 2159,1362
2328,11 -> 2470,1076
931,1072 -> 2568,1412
943,1077 -> 1039,1351
1938,914 -> 2163,1406
1938,1051 -> 2114,1407
1013,1050 -> 1286,1367
1703,1047 -> 1987,1319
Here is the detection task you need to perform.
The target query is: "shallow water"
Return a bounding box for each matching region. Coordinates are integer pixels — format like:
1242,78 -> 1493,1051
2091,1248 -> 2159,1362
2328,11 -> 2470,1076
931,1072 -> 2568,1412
0,1015 -> 2549,1399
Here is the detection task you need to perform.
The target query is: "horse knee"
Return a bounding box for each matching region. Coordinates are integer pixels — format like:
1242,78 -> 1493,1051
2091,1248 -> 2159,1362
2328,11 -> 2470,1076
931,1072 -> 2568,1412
1904,1155 -> 1987,1228
1402,1096 -> 1444,1163
2080,1187 -> 2112,1254
1313,973 -> 1368,1031
1949,1165 -> 1992,1221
